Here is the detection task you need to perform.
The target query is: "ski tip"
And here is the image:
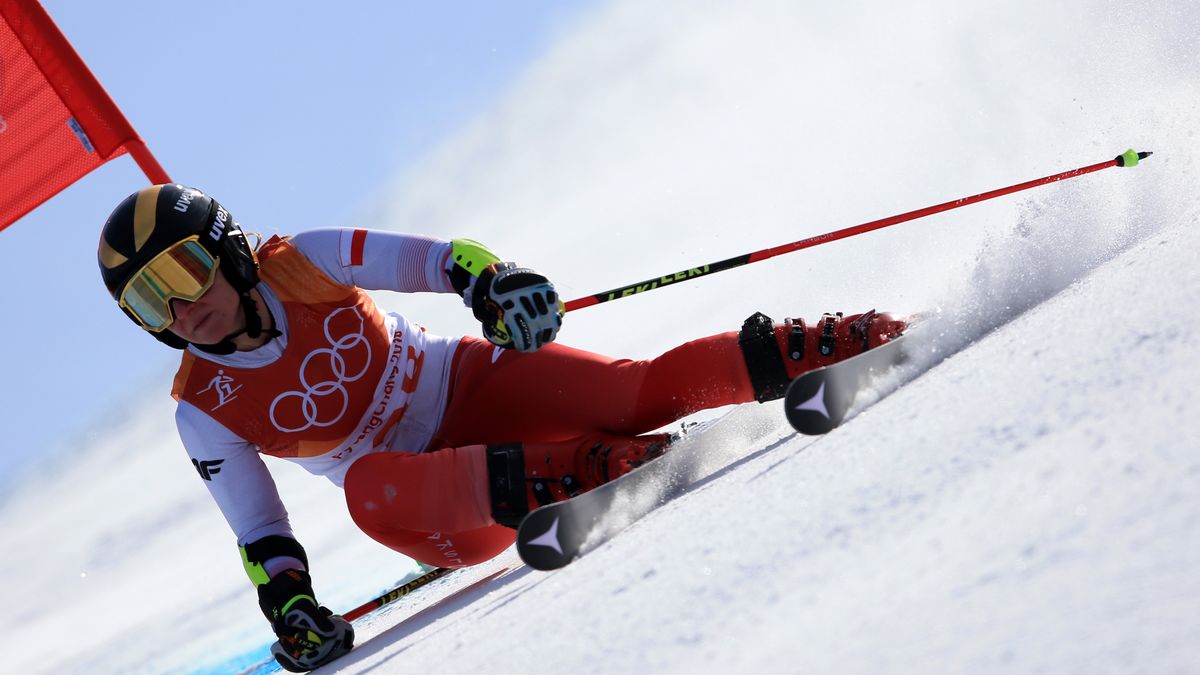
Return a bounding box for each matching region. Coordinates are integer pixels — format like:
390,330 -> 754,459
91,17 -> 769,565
1115,149 -> 1153,167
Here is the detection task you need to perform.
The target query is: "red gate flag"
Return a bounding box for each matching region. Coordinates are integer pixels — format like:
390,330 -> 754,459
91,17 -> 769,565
0,0 -> 169,232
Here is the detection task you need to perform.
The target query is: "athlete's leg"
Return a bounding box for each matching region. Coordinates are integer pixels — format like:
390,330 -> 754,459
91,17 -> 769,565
343,447 -> 514,568
430,333 -> 754,449
342,434 -> 668,561
372,312 -> 909,546
433,309 -> 907,450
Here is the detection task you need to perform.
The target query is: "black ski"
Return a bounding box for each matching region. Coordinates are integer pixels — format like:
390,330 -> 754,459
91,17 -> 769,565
783,329 -> 916,434
516,451 -> 684,571
516,411 -> 772,571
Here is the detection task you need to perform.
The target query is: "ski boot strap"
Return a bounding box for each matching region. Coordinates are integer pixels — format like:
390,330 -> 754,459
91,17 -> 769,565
739,312 -> 791,402
486,442 -> 587,527
486,443 -> 529,528
818,313 -> 839,357
847,309 -> 877,353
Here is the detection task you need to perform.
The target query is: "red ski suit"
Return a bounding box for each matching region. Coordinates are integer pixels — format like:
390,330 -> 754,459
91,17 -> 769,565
170,229 -> 760,573
343,332 -> 756,567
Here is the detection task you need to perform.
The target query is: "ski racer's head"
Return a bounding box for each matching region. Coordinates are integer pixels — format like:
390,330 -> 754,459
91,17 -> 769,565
98,184 -> 262,351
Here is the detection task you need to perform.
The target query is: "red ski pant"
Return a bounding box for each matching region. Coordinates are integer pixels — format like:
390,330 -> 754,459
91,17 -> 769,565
344,333 -> 755,568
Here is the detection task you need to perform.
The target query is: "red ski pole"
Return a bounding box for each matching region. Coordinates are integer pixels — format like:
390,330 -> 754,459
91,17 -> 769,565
564,149 -> 1152,312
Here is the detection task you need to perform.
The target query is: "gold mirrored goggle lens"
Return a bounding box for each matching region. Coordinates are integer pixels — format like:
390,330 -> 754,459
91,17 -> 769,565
118,237 -> 219,332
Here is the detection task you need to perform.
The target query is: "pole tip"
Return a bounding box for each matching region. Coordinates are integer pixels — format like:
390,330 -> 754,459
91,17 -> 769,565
1116,148 -> 1152,167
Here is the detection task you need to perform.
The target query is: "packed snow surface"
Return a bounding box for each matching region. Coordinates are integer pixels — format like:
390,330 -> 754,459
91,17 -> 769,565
3,0 -> 1198,673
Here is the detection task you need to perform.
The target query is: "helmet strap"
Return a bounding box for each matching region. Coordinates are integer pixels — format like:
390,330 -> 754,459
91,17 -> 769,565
193,291 -> 280,355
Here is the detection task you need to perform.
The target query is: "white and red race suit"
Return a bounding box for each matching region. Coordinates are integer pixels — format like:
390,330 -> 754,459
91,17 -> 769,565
173,229 -> 461,541
173,228 -> 760,569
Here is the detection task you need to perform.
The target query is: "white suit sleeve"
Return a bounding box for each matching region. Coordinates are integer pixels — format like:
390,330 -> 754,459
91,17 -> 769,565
288,228 -> 456,294
175,401 -> 294,546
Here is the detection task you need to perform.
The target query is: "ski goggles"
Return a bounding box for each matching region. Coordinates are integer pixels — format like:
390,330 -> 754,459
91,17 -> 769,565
118,236 -> 220,332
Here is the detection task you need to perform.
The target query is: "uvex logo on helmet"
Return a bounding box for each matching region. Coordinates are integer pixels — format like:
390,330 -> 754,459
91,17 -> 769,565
209,206 -> 229,242
173,188 -> 195,214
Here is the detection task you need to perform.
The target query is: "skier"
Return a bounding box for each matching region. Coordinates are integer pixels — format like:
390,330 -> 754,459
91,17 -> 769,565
98,184 -> 905,671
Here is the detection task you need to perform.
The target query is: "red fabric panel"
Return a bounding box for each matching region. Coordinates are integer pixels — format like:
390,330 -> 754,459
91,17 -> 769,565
344,446 -> 514,568
350,228 -> 367,266
429,333 -> 754,449
343,333 -> 755,567
0,0 -> 145,231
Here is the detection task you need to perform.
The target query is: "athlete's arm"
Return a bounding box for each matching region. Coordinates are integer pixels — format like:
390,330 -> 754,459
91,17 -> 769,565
290,227 -> 563,352
176,404 -> 353,670
176,403 -> 303,570
289,228 -> 455,294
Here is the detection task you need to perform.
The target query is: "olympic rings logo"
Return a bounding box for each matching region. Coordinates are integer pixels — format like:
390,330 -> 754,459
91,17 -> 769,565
269,307 -> 374,433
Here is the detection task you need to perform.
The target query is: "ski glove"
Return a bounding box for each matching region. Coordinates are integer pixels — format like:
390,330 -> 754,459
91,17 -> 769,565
445,238 -> 564,352
257,569 -> 354,673
472,262 -> 564,352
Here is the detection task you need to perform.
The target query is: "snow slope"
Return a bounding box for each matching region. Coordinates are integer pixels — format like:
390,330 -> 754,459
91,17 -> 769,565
290,201 -> 1200,675
3,1 -> 1198,673
330,216 -> 1200,675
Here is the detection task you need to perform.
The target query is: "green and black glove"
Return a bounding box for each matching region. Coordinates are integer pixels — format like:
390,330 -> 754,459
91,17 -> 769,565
242,536 -> 353,673
446,238 -> 564,352
257,569 -> 354,673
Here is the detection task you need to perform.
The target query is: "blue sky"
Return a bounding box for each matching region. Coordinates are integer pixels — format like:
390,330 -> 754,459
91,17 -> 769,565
0,1 -> 599,486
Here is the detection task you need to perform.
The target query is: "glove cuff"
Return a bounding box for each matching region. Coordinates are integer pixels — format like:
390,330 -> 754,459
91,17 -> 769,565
257,569 -> 318,626
241,535 -> 309,588
445,238 -> 502,296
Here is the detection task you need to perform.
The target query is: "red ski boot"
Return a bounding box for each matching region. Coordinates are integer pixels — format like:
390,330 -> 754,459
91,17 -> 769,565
486,433 -> 672,527
738,310 -> 908,401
